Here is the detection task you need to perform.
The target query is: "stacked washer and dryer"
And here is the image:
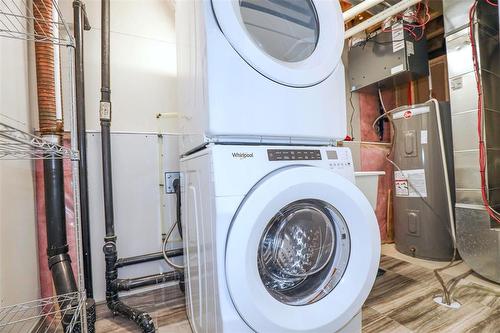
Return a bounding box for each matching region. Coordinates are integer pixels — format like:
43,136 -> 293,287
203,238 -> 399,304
175,1 -> 381,332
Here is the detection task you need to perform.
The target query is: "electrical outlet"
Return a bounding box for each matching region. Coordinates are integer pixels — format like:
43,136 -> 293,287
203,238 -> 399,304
165,172 -> 180,194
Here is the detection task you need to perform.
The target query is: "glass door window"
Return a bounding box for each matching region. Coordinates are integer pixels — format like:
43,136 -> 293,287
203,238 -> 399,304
239,0 -> 319,62
258,199 -> 350,306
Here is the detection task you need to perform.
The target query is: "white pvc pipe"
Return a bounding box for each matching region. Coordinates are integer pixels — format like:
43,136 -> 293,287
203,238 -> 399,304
431,98 -> 457,245
344,0 -> 422,39
343,0 -> 386,22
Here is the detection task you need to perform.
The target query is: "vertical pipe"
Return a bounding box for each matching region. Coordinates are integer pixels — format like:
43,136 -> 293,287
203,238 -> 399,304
43,144 -> 69,257
33,0 -> 78,318
99,1 -> 155,331
100,0 -> 114,238
73,0 -> 93,298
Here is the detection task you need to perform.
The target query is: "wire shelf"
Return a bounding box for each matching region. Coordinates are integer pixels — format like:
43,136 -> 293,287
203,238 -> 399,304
0,0 -> 74,46
0,122 -> 79,160
0,292 -> 85,333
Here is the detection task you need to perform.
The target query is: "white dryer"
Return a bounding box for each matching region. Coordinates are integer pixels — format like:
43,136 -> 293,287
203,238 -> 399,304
175,0 -> 347,154
180,145 -> 380,333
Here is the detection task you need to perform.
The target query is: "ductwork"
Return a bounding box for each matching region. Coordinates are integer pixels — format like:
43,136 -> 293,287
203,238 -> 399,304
444,0 -> 500,282
33,0 -> 61,134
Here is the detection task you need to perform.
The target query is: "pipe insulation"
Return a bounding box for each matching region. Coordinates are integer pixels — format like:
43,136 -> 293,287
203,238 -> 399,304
344,0 -> 422,39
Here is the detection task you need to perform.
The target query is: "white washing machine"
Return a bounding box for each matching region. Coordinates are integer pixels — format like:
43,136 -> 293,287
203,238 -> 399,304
180,145 -> 381,333
175,0 -> 347,154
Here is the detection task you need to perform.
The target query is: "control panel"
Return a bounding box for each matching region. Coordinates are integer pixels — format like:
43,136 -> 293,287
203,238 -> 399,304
267,149 -> 322,161
264,147 -> 354,182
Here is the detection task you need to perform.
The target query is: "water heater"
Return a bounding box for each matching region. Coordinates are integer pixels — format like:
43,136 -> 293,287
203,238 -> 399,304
392,101 -> 455,260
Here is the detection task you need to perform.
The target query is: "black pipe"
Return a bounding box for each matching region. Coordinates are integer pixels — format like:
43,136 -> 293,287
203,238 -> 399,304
116,248 -> 183,268
113,271 -> 180,291
44,157 -> 68,255
43,151 -> 79,327
73,0 -> 93,299
99,1 -> 162,332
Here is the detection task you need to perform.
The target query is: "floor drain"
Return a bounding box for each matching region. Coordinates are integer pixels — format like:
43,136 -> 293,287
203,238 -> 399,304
433,296 -> 461,309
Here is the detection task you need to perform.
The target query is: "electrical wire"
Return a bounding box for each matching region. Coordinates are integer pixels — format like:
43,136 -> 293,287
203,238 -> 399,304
381,0 -> 430,41
468,0 -> 500,223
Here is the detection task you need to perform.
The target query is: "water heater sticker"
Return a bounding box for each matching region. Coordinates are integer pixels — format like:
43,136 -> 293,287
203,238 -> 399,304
395,180 -> 409,196
393,106 -> 430,120
421,130 -> 428,144
394,169 -> 427,198
392,22 -> 404,52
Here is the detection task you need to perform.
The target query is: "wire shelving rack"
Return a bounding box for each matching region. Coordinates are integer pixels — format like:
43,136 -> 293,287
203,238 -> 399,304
0,292 -> 85,332
0,122 -> 79,160
0,0 -> 74,46
0,0 -> 87,332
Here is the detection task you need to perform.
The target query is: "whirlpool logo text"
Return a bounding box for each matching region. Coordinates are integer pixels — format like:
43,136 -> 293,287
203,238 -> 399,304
232,152 -> 254,159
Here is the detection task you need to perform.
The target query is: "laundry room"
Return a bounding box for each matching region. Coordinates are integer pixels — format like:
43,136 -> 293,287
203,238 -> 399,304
1,0 -> 500,332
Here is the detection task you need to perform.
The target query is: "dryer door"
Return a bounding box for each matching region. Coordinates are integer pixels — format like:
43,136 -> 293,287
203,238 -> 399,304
225,166 -> 380,333
211,0 -> 344,87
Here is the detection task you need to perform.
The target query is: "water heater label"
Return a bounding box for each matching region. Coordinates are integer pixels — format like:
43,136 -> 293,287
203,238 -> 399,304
394,169 -> 427,198
393,106 -> 430,120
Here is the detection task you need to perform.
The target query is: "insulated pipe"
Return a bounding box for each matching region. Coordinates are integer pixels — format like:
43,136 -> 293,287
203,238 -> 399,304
343,0 -> 386,22
344,0 -> 422,39
73,0 -> 93,298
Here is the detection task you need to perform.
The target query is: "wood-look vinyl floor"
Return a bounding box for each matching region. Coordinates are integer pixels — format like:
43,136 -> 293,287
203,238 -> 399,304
95,255 -> 500,333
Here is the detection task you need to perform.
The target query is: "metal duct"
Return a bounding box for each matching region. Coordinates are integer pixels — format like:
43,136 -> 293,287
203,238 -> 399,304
33,0 -> 60,134
444,0 -> 500,282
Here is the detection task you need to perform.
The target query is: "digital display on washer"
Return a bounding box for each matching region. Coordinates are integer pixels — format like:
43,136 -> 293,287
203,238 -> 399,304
326,150 -> 338,160
267,149 -> 322,161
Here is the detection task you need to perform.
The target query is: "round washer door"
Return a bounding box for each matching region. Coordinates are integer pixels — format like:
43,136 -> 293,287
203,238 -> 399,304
225,166 -> 380,333
211,0 -> 344,87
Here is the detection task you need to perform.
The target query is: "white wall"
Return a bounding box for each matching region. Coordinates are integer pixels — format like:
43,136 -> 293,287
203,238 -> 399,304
58,0 -> 180,302
60,0 -> 177,132
0,36 -> 40,305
